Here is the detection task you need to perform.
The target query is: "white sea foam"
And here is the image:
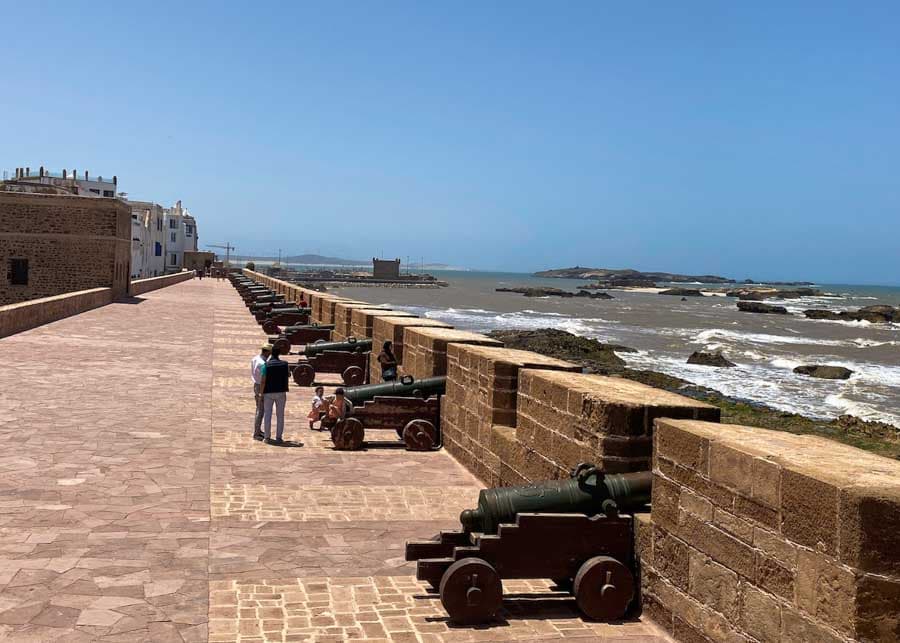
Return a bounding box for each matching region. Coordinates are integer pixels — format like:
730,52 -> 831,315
694,329 -> 848,347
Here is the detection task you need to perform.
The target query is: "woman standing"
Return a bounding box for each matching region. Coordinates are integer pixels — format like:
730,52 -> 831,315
377,341 -> 398,381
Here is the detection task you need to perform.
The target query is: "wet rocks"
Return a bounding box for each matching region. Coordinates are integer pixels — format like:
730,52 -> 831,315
793,365 -> 854,380
803,305 -> 899,324
687,351 -> 736,367
486,328 -> 634,374
737,301 -> 789,314
660,288 -> 704,297
495,287 -> 613,300
726,287 -> 822,300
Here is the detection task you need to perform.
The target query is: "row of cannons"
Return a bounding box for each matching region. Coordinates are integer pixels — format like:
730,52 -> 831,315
230,273 -> 650,626
232,274 -> 442,451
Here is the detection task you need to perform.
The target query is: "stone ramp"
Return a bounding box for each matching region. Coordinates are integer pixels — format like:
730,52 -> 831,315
0,279 -> 670,641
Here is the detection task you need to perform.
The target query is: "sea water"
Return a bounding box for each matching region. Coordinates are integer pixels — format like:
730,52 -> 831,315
331,271 -> 900,426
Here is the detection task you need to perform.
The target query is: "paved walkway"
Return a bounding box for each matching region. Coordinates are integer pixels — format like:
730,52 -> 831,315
0,280 -> 668,641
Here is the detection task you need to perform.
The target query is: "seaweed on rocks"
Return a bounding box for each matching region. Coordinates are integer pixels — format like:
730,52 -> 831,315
489,328 -> 900,459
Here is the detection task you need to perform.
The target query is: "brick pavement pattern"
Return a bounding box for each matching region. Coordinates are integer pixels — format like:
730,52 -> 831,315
0,280 -> 670,641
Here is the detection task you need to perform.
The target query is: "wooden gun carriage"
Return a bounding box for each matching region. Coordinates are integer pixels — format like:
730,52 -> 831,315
291,338 -> 372,387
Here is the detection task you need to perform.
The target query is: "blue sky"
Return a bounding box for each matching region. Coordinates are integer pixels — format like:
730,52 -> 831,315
2,2 -> 898,283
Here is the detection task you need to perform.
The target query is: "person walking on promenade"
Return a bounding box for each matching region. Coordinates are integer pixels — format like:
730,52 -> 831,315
251,343 -> 271,440
377,341 -> 398,381
259,346 -> 290,444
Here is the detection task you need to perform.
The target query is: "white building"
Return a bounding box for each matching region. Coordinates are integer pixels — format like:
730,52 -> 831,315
163,200 -> 199,273
2,167 -> 119,197
128,201 -> 166,278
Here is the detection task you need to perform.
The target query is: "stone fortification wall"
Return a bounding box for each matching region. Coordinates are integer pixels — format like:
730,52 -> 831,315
368,317 -> 453,383
239,268 -> 899,642
0,192 -> 131,304
0,287 -> 113,339
641,419 -> 900,642
131,271 -> 194,296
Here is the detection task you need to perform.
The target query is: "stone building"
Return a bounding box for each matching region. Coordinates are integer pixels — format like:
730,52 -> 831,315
372,257 -> 401,279
0,192 -> 131,305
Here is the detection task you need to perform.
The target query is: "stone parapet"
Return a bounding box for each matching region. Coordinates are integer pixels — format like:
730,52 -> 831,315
131,271 -> 194,295
369,317 -> 453,383
442,344 -> 579,484
401,327 -> 503,380
349,308 -> 416,340
332,302 -> 379,341
517,370 -> 719,474
642,419 -> 900,643
0,287 -> 112,338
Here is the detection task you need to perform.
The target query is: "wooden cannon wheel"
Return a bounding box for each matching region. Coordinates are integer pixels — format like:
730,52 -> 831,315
331,417 -> 365,450
293,363 -> 316,386
439,558 -> 502,625
402,419 -> 437,451
341,365 -> 365,386
573,555 -> 634,621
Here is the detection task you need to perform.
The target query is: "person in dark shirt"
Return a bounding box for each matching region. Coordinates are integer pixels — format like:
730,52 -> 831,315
259,347 -> 290,444
377,341 -> 398,381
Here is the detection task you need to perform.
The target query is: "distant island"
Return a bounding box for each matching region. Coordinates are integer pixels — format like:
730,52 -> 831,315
534,266 -> 735,284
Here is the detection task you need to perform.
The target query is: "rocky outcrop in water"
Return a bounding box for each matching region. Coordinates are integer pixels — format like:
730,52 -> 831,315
737,301 -> 789,314
793,365 -> 854,380
486,328 -> 634,374
726,287 -> 822,300
495,287 -> 613,299
534,266 -> 733,283
803,305 -> 899,324
687,351 -> 736,367
660,288 -> 704,297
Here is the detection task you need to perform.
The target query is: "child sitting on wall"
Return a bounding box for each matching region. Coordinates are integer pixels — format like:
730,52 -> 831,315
308,386 -> 326,430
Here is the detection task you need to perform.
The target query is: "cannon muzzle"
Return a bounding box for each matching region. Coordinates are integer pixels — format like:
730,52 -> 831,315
343,375 -> 447,407
302,337 -> 372,357
459,464 -> 651,534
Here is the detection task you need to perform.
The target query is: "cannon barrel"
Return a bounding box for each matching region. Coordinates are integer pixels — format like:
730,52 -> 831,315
301,337 -> 372,357
282,323 -> 334,332
343,375 -> 446,407
260,306 -> 312,316
459,464 -> 651,534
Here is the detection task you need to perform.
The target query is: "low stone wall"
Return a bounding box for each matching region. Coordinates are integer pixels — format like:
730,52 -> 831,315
0,287 -> 112,339
333,302 -> 378,341
642,419 -> 900,642
401,327 -> 502,379
349,309 -> 416,340
369,317 -> 453,383
130,270 -> 193,295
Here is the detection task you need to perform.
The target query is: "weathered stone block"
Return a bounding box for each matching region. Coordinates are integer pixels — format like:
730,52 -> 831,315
689,551 -> 739,620
739,585 -> 781,643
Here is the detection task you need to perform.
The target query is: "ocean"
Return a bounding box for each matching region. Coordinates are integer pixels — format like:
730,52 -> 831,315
328,270 -> 900,426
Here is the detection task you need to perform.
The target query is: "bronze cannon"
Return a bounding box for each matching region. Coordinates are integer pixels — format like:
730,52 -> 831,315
291,337 -> 372,387
406,463 -> 650,625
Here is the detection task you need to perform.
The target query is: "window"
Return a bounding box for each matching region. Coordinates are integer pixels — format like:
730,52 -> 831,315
170,232 -> 177,243
8,258 -> 28,285
103,190 -> 115,197
89,188 -> 100,195
157,218 -> 162,231
155,242 -> 162,257
185,224 -> 194,235
169,219 -> 177,229
132,214 -> 138,220
170,253 -> 178,265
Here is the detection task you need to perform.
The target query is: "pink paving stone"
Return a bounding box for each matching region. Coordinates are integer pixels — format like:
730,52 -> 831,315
0,279 -> 671,641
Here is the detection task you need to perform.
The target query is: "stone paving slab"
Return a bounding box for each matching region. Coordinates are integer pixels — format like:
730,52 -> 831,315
0,279 -> 670,641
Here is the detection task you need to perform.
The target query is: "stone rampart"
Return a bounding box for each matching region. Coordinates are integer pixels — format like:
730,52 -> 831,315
642,419 -> 900,642
349,308 -> 416,340
369,317 -> 453,383
400,327 -> 503,379
0,287 -> 112,338
131,271 -> 194,295
332,302 -> 378,341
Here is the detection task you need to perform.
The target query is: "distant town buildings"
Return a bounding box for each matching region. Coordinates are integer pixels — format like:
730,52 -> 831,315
1,166 -> 207,303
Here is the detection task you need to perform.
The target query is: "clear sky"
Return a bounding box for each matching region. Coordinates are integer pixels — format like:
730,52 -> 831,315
2,2 -> 898,283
